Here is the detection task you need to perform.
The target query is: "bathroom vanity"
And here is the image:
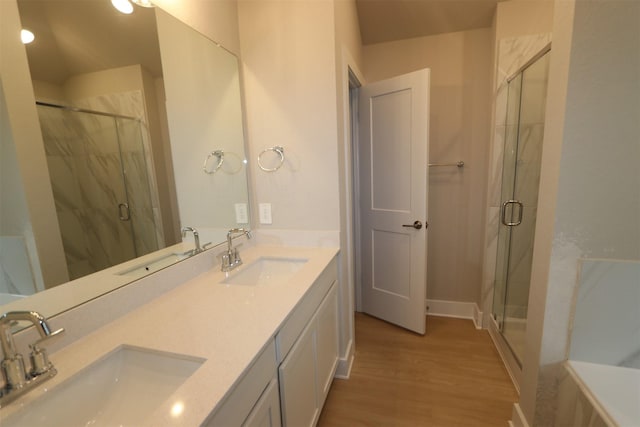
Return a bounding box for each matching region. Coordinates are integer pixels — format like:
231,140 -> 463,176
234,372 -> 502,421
0,246 -> 339,426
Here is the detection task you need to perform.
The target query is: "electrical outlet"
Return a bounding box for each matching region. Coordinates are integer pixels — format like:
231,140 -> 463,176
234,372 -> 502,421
259,203 -> 272,224
234,203 -> 248,224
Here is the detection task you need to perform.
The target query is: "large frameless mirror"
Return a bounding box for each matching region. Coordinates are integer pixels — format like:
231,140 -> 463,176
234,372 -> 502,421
0,0 -> 250,319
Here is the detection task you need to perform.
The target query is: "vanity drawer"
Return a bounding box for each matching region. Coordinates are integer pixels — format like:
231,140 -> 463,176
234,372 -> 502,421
275,258 -> 337,363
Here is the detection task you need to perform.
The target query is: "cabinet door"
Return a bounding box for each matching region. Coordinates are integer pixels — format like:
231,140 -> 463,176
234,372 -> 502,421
315,284 -> 338,405
205,341 -> 277,426
278,321 -> 318,427
243,378 -> 282,427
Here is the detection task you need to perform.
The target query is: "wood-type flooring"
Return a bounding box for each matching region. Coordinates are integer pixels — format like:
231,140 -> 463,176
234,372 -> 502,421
318,313 -> 518,427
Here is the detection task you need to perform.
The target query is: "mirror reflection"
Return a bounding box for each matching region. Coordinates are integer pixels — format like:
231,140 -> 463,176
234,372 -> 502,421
0,0 -> 250,315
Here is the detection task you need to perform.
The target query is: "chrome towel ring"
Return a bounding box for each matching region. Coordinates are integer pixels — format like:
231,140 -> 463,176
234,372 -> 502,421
203,150 -> 224,174
258,146 -> 285,172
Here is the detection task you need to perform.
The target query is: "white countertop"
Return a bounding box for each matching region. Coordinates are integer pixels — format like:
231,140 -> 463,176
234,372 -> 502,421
1,245 -> 338,426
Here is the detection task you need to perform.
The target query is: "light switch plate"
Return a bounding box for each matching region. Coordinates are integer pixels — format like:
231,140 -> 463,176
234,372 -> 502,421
259,203 -> 272,224
234,203 -> 248,224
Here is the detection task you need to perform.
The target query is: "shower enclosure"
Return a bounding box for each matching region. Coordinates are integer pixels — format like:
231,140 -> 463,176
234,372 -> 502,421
492,49 -> 550,363
37,103 -> 160,280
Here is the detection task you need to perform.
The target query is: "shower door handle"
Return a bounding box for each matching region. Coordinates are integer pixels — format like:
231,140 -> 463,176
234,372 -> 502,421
118,203 -> 131,221
501,200 -> 523,226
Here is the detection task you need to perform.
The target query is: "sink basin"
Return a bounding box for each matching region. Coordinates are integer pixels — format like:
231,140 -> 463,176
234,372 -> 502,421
222,257 -> 308,286
117,252 -> 189,276
2,345 -> 205,426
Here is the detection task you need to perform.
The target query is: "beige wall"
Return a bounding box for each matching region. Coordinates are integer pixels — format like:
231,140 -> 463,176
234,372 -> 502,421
0,79 -> 44,292
140,68 -> 180,245
153,0 -> 241,57
158,9 -> 249,240
495,0 -> 554,40
238,0 -> 340,232
363,29 -> 493,305
63,65 -> 146,98
0,0 -> 69,287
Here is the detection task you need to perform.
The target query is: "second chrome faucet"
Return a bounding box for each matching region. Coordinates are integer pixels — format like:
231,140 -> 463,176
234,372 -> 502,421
181,226 -> 203,255
222,228 -> 252,272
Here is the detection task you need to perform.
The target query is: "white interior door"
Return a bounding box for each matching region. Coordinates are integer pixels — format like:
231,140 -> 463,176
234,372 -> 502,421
358,69 -> 429,335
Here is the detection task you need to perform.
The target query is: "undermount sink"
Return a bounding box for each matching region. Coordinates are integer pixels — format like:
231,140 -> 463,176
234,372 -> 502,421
222,257 -> 308,286
2,345 -> 205,426
117,252 -> 189,277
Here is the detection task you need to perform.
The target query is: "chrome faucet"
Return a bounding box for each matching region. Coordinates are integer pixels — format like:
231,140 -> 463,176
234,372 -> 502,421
222,228 -> 252,272
181,226 -> 203,255
0,311 -> 65,406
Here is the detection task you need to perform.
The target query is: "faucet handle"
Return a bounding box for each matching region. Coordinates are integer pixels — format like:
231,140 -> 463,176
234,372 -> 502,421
28,328 -> 64,376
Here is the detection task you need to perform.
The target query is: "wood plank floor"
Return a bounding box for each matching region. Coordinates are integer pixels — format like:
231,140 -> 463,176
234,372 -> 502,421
318,313 -> 518,427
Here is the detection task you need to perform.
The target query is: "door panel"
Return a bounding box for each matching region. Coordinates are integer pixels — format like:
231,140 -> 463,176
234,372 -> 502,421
371,89 -> 412,212
358,69 -> 430,335
372,229 -> 412,297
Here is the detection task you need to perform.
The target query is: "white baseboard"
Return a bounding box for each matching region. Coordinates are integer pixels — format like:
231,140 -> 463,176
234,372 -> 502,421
334,339 -> 354,379
427,299 -> 483,329
511,403 -> 529,427
473,303 -> 483,329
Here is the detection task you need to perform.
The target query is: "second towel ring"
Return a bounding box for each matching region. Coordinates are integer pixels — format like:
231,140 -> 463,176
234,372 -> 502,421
258,146 -> 285,172
203,150 -> 225,174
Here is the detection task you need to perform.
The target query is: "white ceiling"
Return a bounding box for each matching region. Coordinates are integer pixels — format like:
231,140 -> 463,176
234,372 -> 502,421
356,0 -> 501,45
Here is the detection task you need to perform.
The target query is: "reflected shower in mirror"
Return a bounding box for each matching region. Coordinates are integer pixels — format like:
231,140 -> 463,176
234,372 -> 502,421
36,103 -> 162,281
0,0 -> 250,318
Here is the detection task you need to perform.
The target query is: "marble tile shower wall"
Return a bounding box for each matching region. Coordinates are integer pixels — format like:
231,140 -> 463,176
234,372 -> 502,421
39,91 -> 160,280
482,33 -> 552,321
75,91 -> 165,250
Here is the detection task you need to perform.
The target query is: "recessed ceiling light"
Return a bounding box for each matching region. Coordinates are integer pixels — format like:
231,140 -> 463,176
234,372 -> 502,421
21,29 -> 35,44
131,0 -> 154,7
111,0 -> 134,14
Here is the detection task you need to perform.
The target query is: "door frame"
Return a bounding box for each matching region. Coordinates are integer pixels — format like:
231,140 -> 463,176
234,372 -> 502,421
348,69 -> 363,312
334,47 -> 365,377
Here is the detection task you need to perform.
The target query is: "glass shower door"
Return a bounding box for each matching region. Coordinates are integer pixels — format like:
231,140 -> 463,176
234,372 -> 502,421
115,116 -> 160,258
492,50 -> 550,363
38,104 -> 159,280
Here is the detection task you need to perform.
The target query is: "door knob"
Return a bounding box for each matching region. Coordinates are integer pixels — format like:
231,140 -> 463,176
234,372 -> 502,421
402,220 -> 423,230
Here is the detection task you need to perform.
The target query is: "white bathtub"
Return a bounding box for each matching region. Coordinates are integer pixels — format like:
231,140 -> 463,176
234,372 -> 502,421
567,360 -> 640,426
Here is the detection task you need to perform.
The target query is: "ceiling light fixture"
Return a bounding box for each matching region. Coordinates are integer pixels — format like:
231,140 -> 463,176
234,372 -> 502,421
111,0 -> 134,14
21,29 -> 35,44
131,0 -> 154,7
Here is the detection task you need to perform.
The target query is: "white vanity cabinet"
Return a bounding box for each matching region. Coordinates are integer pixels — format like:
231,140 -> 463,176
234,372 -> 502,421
205,256 -> 338,427
277,260 -> 339,427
